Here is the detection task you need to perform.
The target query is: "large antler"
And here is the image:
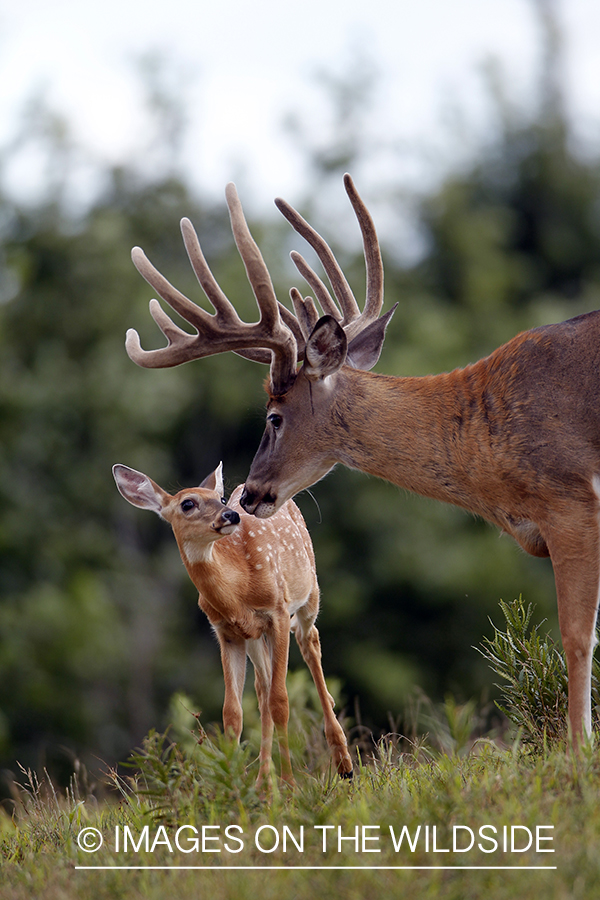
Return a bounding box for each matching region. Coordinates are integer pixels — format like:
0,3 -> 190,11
126,183 -> 299,395
126,175 -> 395,392
275,173 -> 395,360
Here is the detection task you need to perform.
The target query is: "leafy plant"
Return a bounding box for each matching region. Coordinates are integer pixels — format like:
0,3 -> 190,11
479,596 -> 600,748
109,725 -> 262,826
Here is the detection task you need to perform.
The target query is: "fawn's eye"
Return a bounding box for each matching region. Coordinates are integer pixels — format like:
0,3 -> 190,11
180,498 -> 196,512
268,413 -> 282,430
221,497 -> 227,505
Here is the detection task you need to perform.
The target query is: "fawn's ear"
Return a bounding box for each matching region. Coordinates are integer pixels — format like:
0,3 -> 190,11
199,461 -> 224,497
112,464 -> 169,515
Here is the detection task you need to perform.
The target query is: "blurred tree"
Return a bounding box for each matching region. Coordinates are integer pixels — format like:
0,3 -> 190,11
0,91 -> 270,784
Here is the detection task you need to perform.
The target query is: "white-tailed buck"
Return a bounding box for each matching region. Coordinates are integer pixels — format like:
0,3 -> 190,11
112,462 -> 353,785
125,174 -> 600,746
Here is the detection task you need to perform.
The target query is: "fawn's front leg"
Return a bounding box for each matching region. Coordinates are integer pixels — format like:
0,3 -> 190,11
246,637 -> 275,789
217,634 -> 247,740
267,616 -> 294,785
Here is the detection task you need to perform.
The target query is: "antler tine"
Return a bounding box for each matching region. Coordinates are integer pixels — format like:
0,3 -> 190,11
127,246 -> 219,368
275,176 -> 386,345
226,183 -> 281,332
183,214 -> 303,360
290,287 -> 319,341
180,215 -> 272,366
126,296 -> 202,367
224,183 -> 298,392
131,245 -> 211,333
279,301 -> 307,359
342,173 -> 384,331
274,196 -> 361,327
289,251 -> 343,323
225,182 -> 298,394
180,217 -> 243,326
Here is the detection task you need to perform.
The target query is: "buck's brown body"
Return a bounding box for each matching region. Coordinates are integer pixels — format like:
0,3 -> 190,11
248,310 -> 600,558
113,464 -> 353,786
124,174 -> 600,746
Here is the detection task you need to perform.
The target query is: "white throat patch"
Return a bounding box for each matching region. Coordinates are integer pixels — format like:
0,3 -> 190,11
182,540 -> 214,565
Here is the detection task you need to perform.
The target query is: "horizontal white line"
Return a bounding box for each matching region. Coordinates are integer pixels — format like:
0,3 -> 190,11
76,865 -> 557,871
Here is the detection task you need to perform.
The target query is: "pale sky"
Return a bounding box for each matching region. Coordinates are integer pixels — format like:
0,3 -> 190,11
1,0 -> 599,209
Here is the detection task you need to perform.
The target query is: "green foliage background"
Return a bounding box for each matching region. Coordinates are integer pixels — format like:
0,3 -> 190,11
1,24 -> 599,787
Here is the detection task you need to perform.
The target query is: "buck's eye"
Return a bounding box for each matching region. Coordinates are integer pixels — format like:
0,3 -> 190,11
268,414 -> 282,430
180,498 -> 196,512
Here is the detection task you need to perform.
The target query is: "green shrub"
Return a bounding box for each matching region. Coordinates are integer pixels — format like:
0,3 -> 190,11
479,596 -> 600,748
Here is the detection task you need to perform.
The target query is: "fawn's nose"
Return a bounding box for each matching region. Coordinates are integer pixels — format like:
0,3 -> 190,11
221,508 -> 240,526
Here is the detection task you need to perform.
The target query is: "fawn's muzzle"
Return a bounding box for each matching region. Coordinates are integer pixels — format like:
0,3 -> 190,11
215,508 -> 241,534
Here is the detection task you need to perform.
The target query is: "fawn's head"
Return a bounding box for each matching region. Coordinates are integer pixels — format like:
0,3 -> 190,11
112,462 -> 241,560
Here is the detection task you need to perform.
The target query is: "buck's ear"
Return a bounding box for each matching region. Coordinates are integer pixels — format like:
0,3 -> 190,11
304,316 -> 347,381
199,461 -> 224,497
112,464 -> 168,515
346,303 -> 398,371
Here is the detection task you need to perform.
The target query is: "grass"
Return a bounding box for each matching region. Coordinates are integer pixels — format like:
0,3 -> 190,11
1,599 -> 600,899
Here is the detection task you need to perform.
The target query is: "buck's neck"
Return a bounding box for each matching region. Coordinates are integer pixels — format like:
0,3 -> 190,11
331,363 -> 500,515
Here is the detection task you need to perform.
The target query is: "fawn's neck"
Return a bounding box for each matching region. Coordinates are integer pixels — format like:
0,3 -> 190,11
177,537 -> 244,618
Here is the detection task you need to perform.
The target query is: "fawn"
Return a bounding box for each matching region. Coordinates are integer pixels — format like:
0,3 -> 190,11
112,462 -> 353,785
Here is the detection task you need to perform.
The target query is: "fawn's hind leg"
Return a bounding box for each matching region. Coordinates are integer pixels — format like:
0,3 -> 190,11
292,598 -> 353,777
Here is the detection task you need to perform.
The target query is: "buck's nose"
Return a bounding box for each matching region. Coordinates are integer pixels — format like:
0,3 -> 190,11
240,486 -> 257,513
240,486 -> 277,514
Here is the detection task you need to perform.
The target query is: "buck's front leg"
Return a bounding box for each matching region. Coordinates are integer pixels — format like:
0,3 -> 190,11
547,516 -> 600,747
216,634 -> 247,741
